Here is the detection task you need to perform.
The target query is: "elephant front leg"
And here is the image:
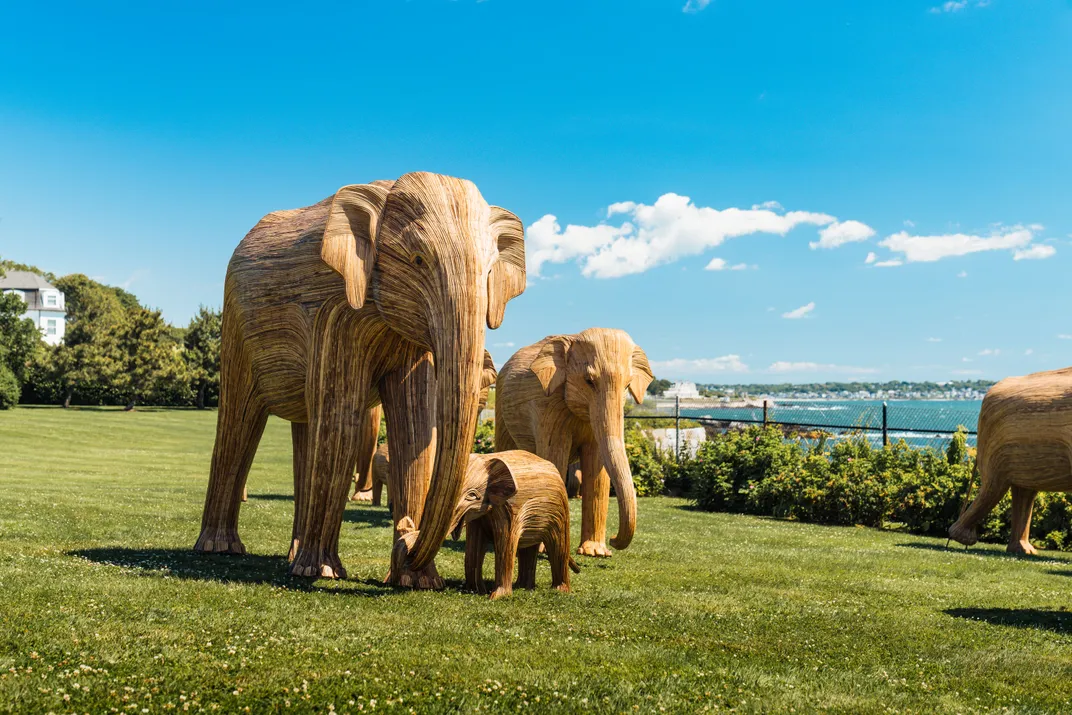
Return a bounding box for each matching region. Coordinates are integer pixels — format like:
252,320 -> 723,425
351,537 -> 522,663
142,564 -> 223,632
381,350 -> 445,590
350,405 -> 381,502
465,521 -> 489,594
490,528 -> 519,600
577,441 -> 613,558
289,325 -> 370,579
515,545 -> 538,591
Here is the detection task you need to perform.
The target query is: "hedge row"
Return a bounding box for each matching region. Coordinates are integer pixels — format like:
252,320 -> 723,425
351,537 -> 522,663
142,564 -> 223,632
625,424 -> 1072,552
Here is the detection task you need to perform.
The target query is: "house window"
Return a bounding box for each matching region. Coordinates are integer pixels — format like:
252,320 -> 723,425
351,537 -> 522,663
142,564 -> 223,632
45,319 -> 57,336
45,293 -> 57,307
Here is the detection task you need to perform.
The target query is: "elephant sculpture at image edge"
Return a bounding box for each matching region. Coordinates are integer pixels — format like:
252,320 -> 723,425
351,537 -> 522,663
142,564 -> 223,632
193,172 -> 526,588
351,349 -> 496,504
495,328 -> 652,557
949,367 -> 1072,555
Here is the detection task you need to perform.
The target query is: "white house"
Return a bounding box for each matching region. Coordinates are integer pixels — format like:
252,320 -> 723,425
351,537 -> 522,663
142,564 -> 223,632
0,271 -> 67,346
662,381 -> 700,399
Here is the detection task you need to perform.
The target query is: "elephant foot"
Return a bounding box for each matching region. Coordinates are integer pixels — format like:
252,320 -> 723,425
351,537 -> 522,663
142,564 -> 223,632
350,489 -> 373,503
194,526 -> 245,555
386,561 -> 444,590
1008,539 -> 1039,556
288,547 -> 347,579
577,540 -> 613,558
554,583 -> 571,594
241,487 -> 248,503
489,585 -> 512,601
287,538 -> 299,562
948,522 -> 978,547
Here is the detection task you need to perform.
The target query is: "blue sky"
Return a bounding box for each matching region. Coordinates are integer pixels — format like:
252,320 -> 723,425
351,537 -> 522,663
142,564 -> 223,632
1,0 -> 1069,383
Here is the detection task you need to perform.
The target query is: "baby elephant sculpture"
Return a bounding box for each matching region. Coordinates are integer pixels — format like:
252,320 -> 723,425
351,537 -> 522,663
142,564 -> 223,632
450,451 -> 580,599
352,442 -> 389,506
950,367 -> 1072,554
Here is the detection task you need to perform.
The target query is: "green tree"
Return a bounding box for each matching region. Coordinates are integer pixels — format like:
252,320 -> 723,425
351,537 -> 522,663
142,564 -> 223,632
115,307 -> 188,409
183,306 -> 222,409
52,275 -> 128,407
647,378 -> 672,396
0,291 -> 42,385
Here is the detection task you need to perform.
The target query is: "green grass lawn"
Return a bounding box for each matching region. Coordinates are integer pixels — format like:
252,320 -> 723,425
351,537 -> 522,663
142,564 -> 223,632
2,408 -> 1072,713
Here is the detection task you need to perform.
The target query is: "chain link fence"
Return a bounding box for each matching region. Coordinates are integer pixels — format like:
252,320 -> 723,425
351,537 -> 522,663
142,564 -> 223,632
629,398 -> 978,453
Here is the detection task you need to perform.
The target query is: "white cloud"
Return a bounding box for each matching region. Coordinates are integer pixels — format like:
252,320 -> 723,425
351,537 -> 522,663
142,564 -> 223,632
1013,244 -> 1056,261
493,342 -> 515,348
978,348 -> 1000,356
682,0 -> 711,12
782,302 -> 815,320
874,259 -> 903,268
930,1 -> 968,12
1025,349 -> 1034,356
527,193 -> 845,278
752,200 -> 783,211
767,361 -> 878,375
904,220 -> 916,228
809,220 -> 876,250
865,252 -> 877,264
1058,334 -> 1072,340
926,337 -> 942,343
731,263 -> 749,271
962,357 -> 973,362
930,0 -> 989,12
878,225 -> 1049,264
651,356 -> 749,374
704,257 -> 727,271
957,271 -> 968,278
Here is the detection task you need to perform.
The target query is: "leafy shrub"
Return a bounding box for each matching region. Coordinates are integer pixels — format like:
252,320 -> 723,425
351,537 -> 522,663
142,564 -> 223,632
0,363 -> 18,409
624,424 -> 666,497
473,418 -> 495,454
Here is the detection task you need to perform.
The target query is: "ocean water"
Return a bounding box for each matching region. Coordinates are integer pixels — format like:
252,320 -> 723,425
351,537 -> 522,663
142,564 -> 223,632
671,399 -> 983,449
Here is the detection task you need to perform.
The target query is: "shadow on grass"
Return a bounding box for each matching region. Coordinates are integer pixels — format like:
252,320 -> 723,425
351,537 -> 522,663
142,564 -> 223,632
946,607 -> 1072,634
67,547 -> 395,597
343,506 -> 394,529
246,493 -> 293,502
896,542 -> 1027,559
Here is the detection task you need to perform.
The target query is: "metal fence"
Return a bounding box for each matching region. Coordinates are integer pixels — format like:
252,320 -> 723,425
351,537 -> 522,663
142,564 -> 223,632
627,397 -> 979,455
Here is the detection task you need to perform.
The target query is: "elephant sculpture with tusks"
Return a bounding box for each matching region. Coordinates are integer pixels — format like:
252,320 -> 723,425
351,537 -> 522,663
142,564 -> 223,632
494,328 -> 653,557
194,172 -> 526,587
949,367 -> 1072,555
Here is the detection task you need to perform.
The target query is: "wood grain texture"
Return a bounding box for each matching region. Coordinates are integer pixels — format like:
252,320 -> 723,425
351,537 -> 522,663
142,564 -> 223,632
194,172 -> 526,586
495,328 -> 652,558
350,405 -> 383,502
450,451 -> 579,600
949,367 -> 1072,554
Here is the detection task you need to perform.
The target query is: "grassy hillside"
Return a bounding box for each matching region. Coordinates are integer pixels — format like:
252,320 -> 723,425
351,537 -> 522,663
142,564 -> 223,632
1,407 -> 1071,713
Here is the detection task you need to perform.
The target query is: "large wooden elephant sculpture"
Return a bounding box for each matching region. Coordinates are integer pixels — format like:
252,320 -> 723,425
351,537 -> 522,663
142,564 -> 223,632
194,172 -> 526,587
495,328 -> 652,557
949,367 -> 1072,555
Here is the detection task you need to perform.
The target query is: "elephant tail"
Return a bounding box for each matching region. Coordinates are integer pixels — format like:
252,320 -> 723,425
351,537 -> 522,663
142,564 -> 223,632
568,555 -> 580,574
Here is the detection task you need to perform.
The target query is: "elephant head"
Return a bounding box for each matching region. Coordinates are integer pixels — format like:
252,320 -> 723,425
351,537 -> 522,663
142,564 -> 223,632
449,454 -> 519,540
320,172 -> 525,569
530,328 -> 652,549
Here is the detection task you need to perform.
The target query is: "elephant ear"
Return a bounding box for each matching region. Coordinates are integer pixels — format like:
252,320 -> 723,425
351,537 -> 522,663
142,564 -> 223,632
530,336 -> 570,396
628,344 -> 653,405
322,183 -> 391,310
483,456 -> 519,507
481,349 -> 497,391
486,206 -> 526,329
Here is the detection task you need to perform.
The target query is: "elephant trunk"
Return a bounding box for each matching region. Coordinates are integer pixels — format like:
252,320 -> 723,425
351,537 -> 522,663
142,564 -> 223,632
595,391 -> 637,550
407,315 -> 483,570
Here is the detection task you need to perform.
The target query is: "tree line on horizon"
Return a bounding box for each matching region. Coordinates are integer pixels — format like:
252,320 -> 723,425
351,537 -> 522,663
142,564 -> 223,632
0,258 -> 221,410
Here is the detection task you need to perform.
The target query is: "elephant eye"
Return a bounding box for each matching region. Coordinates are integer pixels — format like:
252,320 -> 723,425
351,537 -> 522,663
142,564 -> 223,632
467,490 -> 479,500
412,253 -> 426,267
584,374 -> 595,387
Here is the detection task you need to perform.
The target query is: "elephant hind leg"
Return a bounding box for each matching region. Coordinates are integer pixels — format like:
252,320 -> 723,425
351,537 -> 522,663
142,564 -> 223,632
1007,486 -> 1039,555
546,532 -> 572,593
195,361 -> 267,555
288,422 -> 309,562
949,467 -> 1008,547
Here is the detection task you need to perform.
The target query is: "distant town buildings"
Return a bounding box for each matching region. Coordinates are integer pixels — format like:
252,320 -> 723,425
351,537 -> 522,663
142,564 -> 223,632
0,271 -> 67,345
662,381 -> 700,399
